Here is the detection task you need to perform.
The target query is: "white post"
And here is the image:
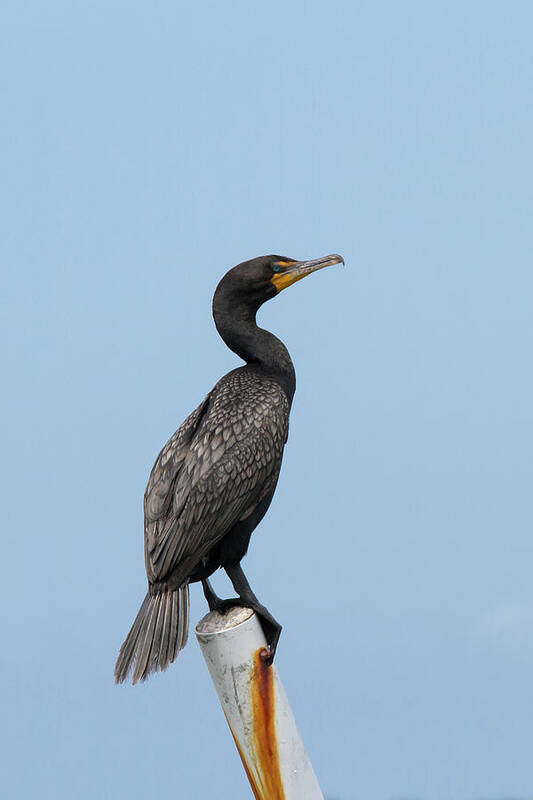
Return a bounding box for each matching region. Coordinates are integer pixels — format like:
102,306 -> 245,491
196,606 -> 324,800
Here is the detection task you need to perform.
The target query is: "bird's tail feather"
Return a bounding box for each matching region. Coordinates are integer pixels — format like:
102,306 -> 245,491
114,584 -> 189,684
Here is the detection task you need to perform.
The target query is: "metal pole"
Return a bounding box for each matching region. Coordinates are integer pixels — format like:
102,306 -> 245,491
196,606 -> 324,800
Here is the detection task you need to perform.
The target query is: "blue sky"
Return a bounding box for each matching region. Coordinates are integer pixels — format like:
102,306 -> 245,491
2,2 -> 533,798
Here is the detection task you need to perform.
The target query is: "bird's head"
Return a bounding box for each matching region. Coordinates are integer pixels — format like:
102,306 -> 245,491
214,253 -> 344,313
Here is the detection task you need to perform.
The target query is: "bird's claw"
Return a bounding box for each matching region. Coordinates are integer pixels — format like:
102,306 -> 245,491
260,646 -> 274,666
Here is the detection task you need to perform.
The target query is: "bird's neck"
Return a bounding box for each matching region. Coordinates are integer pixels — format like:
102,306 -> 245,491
213,303 -> 296,402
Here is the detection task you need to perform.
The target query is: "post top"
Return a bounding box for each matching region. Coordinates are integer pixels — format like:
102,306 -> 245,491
195,605 -> 254,635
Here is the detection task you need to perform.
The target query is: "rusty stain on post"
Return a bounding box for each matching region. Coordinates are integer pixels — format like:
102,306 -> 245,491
228,725 -> 263,800
249,647 -> 285,799
226,648 -> 285,800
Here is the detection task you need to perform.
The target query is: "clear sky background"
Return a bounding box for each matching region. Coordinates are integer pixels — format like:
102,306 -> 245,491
2,2 -> 532,799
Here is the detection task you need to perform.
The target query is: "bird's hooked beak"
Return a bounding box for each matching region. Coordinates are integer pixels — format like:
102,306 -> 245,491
270,253 -> 344,293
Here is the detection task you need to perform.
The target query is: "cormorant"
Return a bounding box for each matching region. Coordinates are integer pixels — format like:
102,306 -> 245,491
115,253 -> 344,684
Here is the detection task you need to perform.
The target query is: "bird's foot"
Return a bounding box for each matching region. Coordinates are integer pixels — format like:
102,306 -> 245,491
211,566 -> 283,664
211,597 -> 244,614
240,601 -> 281,665
257,616 -> 281,665
209,599 -> 282,663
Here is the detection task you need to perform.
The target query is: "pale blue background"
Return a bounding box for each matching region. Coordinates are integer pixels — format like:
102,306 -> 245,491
2,2 -> 532,799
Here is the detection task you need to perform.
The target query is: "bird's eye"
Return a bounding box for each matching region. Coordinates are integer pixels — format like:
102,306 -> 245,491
272,264 -> 281,273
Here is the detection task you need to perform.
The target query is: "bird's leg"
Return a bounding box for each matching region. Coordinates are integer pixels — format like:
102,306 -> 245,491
224,562 -> 282,665
201,578 -> 241,613
201,578 -> 229,611
201,578 -> 221,611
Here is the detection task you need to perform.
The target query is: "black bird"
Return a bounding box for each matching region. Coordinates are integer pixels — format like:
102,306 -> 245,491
115,253 -> 343,684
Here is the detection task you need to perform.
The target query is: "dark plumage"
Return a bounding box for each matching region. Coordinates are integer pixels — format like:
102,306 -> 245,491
115,253 -> 343,683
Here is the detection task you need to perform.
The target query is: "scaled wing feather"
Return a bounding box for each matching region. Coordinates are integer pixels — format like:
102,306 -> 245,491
143,372 -> 289,585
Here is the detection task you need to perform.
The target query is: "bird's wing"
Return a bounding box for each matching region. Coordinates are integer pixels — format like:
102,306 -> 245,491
143,395 -> 210,522
143,376 -> 289,584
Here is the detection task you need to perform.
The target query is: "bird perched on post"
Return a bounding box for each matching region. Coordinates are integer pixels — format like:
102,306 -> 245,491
115,253 -> 344,684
